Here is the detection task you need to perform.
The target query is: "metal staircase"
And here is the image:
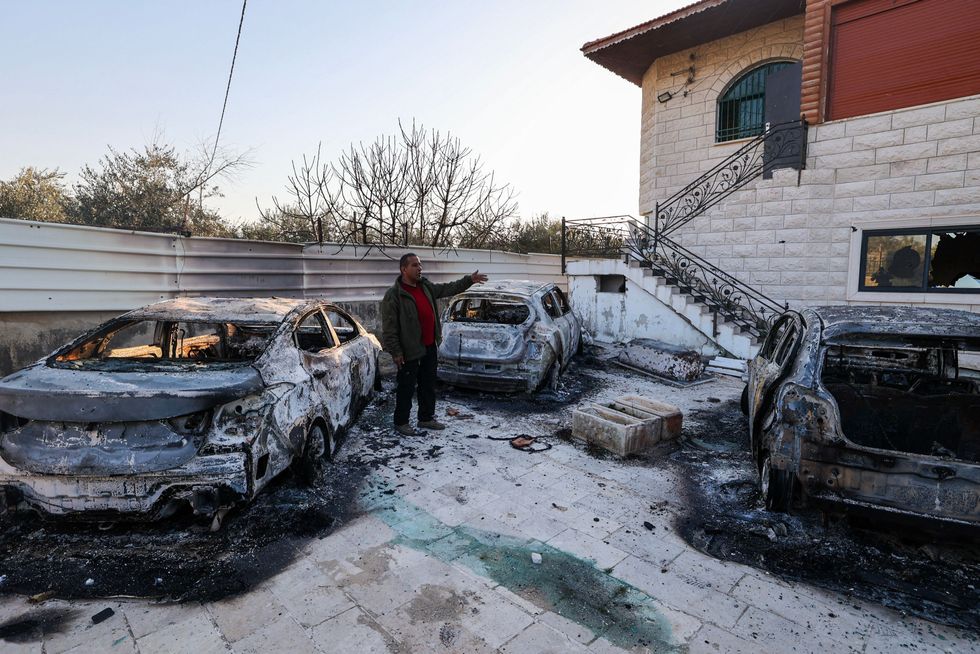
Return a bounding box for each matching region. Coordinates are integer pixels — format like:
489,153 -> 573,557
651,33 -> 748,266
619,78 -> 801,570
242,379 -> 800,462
562,119 -> 807,344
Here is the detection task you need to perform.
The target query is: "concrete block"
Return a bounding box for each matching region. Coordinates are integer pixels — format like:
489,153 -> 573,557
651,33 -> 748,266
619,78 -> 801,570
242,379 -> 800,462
571,395 -> 682,456
618,338 -> 706,382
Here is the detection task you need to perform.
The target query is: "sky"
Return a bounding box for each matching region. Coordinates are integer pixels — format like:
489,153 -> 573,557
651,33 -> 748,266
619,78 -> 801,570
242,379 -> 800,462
0,1 -> 690,226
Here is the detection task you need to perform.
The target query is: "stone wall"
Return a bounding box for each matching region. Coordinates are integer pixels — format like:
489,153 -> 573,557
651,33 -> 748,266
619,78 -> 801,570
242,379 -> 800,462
638,18 -> 980,313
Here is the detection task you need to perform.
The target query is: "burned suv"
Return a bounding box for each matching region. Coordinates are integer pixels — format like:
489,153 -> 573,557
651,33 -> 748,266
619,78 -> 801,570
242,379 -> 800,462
745,306 -> 979,528
0,297 -> 380,521
438,280 -> 582,392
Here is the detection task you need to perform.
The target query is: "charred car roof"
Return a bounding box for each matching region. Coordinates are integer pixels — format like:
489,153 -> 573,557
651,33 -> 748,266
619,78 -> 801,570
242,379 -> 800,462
460,280 -> 554,298
805,306 -> 980,342
125,297 -> 313,323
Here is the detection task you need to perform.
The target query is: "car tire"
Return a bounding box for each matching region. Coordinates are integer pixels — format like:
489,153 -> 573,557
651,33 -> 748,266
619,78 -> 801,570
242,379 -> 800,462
297,423 -> 334,484
740,385 -> 749,416
545,359 -> 561,391
760,453 -> 793,513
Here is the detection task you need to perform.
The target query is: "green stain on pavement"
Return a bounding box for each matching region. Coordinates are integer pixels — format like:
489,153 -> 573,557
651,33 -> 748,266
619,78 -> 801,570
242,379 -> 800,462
360,482 -> 683,652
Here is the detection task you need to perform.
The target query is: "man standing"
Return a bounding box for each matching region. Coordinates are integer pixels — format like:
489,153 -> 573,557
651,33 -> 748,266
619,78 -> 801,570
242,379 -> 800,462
380,253 -> 488,435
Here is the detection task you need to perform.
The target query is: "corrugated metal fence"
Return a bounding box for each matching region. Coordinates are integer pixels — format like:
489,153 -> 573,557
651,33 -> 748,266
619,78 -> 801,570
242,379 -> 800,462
0,218 -> 563,312
0,218 -> 563,373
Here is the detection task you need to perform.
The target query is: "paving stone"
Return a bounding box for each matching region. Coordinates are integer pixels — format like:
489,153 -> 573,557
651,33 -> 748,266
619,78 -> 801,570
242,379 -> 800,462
43,601 -> 129,654
231,614 -> 315,654
731,606 -> 862,654
310,607 -> 401,653
546,528 -> 629,571
206,589 -> 286,643
122,600 -> 203,640
500,621 -> 591,653
136,612 -> 229,654
611,555 -> 747,629
687,622 -> 782,654
539,610 -> 597,645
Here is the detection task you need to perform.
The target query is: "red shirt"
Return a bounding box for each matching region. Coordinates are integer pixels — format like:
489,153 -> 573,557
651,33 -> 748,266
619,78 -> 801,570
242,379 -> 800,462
401,281 -> 436,346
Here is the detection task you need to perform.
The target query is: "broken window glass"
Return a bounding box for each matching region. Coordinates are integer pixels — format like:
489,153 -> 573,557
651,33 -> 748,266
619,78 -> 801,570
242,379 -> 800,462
54,320 -> 275,367
862,233 -> 926,289
929,230 -> 980,289
859,226 -> 979,293
448,298 -> 530,325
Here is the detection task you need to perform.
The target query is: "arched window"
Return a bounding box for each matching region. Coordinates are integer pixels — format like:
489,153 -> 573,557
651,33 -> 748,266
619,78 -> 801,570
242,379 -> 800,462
716,61 -> 794,142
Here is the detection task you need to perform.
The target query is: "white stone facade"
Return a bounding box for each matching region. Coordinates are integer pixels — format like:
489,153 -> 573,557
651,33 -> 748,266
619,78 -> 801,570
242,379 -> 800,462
638,17 -> 980,313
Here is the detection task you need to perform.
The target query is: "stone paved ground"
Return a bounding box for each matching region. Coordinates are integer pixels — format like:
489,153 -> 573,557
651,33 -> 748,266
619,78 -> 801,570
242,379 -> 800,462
1,361 -> 978,653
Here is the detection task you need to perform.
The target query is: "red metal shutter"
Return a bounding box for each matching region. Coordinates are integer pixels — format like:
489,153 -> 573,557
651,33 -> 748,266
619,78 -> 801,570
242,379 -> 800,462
827,0 -> 980,121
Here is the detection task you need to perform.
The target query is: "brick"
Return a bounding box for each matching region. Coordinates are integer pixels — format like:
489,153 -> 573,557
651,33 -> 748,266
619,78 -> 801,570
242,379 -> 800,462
749,271 -> 781,284
800,168 -> 836,184
927,118 -> 975,141
852,195 -> 890,212
762,200 -> 793,215
781,228 -> 809,242
723,231 -> 746,244
889,159 -> 929,176
835,163 -> 890,183
875,176 -> 915,194
745,230 -> 775,244
782,213 -> 807,228
944,96 -> 980,120
935,186 -> 980,206
743,257 -> 771,271
891,104 -> 947,128
903,125 -> 928,144
875,141 -> 937,164
704,244 -> 733,257
756,243 -> 785,257
768,257 -> 801,271
732,216 -> 755,231
816,150 -> 877,169
914,171 -> 965,191
927,154 -> 968,173
849,129 -> 903,150
709,218 -> 733,232
937,133 -> 980,156
755,215 -> 783,230
834,180 -> 876,198
833,197 -> 854,212
843,114 -> 893,136
731,244 -> 757,257
890,191 -> 935,209
808,136 -> 853,156
815,121 -> 847,140
755,186 -> 784,202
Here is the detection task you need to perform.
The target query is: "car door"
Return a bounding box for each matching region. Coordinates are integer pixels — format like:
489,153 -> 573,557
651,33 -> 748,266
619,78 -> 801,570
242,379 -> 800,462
748,312 -> 803,450
322,305 -> 377,419
294,308 -> 349,434
541,288 -> 571,366
552,287 -> 580,359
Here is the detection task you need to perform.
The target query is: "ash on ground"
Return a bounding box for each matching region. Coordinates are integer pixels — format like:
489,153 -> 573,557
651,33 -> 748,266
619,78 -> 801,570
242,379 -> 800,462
669,399 -> 980,631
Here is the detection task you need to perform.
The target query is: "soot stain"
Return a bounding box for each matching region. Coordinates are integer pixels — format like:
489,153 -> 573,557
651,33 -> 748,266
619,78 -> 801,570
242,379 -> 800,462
670,399 -> 980,632
0,389 -> 438,603
0,607 -> 77,643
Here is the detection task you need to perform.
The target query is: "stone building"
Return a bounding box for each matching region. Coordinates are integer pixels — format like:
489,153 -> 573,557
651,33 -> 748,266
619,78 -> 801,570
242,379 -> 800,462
567,0 -> 980,357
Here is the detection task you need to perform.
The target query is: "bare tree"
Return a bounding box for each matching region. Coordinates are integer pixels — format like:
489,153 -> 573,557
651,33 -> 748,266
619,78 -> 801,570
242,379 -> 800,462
254,143 -> 340,243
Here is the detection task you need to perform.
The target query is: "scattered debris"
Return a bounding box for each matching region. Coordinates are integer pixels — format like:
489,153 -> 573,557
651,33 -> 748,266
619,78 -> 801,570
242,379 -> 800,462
531,552 -> 542,565
27,591 -> 55,604
90,608 -> 114,624
642,521 -> 655,531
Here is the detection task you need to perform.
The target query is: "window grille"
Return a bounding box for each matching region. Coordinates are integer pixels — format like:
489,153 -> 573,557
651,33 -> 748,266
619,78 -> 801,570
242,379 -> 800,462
715,62 -> 793,142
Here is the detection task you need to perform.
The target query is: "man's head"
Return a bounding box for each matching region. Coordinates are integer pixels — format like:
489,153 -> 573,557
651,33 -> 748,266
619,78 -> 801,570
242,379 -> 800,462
399,253 -> 423,285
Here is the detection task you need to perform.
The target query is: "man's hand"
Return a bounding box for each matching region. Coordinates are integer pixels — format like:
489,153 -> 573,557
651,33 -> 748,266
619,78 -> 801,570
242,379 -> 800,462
393,355 -> 405,368
471,270 -> 488,283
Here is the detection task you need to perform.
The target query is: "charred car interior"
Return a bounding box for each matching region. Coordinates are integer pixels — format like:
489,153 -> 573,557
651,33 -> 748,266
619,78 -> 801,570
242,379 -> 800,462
0,297 -> 381,524
746,306 -> 980,528
438,280 -> 582,393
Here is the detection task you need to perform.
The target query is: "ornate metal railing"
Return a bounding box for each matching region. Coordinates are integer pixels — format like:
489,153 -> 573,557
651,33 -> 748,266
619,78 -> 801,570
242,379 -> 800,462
563,216 -> 787,338
655,119 -> 807,238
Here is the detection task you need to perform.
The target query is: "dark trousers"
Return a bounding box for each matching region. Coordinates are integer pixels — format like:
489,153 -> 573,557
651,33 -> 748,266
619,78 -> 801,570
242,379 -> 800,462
394,344 -> 437,425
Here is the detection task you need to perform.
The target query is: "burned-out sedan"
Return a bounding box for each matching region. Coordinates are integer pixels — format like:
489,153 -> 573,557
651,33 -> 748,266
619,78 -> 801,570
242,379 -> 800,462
438,280 -> 582,392
744,306 -> 980,528
0,297 -> 380,521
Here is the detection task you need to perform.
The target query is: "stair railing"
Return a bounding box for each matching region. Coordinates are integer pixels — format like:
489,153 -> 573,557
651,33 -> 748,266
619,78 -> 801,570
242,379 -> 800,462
655,119 -> 807,238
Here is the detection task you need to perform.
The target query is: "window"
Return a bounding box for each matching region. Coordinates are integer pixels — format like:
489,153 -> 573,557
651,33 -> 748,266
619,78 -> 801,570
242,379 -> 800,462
553,288 -> 571,315
324,308 -> 360,344
859,227 -> 980,293
716,61 -> 794,142
597,275 -> 625,293
448,298 -> 530,325
542,292 -> 561,319
295,311 -> 336,352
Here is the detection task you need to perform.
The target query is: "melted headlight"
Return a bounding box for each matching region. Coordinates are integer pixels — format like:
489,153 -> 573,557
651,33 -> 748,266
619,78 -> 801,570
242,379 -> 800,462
167,410 -> 212,435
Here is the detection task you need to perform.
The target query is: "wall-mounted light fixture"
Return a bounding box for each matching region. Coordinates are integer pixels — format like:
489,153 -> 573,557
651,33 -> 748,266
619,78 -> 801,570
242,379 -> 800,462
657,91 -> 673,104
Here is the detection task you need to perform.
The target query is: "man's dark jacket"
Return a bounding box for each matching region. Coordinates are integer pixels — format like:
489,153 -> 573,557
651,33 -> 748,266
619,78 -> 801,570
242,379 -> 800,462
380,275 -> 474,363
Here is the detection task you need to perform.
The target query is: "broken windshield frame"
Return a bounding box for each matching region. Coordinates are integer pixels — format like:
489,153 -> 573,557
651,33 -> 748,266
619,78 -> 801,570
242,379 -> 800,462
50,319 -> 278,369
447,297 -> 533,326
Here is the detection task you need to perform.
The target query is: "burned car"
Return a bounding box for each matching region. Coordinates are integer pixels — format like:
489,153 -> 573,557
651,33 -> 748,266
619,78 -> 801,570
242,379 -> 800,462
438,280 -> 582,392
744,306 -> 979,528
0,297 -> 380,521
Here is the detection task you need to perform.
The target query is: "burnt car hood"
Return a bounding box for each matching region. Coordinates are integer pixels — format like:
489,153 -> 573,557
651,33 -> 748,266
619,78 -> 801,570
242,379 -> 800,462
440,323 -> 531,363
0,363 -> 265,422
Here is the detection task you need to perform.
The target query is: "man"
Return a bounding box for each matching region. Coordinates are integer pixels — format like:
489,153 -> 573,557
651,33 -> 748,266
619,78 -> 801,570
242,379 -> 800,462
380,253 -> 488,436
